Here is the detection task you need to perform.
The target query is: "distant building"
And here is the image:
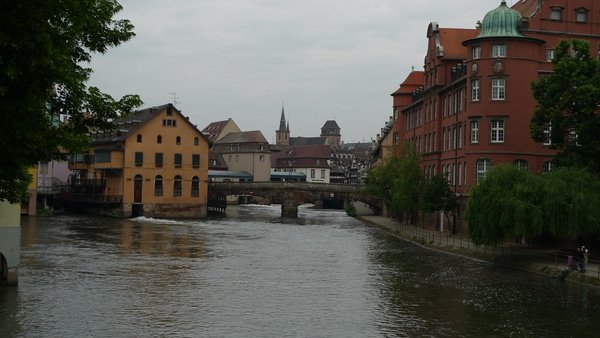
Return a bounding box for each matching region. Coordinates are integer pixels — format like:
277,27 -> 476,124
202,118 -> 241,143
212,131 -> 272,182
67,103 -> 210,218
271,145 -> 331,184
274,106 -> 341,147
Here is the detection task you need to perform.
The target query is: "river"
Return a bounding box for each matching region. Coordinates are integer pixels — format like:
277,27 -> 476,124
1,204 -> 600,337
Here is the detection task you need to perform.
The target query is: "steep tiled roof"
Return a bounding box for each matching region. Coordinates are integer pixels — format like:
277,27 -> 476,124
208,150 -> 228,170
289,136 -> 327,146
322,120 -> 340,130
439,28 -> 478,57
392,71 -> 425,95
272,145 -> 332,168
215,130 -> 268,144
91,103 -> 208,146
202,118 -> 239,143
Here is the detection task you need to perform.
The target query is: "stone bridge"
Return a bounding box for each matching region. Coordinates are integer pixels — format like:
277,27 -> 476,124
208,182 -> 382,217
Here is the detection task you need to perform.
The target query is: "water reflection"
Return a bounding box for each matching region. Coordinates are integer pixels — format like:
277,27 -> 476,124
3,206 -> 600,337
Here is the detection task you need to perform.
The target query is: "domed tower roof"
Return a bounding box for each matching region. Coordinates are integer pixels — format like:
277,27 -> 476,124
477,1 -> 525,39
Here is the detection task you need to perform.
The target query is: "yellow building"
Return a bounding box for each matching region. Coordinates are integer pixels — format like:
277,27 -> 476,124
68,104 -> 210,218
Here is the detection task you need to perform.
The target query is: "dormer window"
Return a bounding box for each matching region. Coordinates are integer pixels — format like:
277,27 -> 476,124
576,8 -> 588,23
550,6 -> 563,21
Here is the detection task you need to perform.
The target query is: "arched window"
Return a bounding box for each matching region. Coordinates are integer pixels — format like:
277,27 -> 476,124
191,176 -> 200,197
194,137 -> 199,146
157,135 -> 162,144
154,175 -> 163,196
136,134 -> 142,143
176,136 -> 181,145
476,159 -> 492,182
173,175 -> 182,196
513,159 -> 528,171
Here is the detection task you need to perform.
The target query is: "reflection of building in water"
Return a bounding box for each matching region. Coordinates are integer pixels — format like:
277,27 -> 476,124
119,221 -> 205,259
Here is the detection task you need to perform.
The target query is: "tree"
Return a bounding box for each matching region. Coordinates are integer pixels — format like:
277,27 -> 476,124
0,0 -> 142,202
390,143 -> 422,224
530,40 -> 600,173
542,167 -> 600,238
422,174 -> 457,231
366,155 -> 402,213
465,165 -> 546,245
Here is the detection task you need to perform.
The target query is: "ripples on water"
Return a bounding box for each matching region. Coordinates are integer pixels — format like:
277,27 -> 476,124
2,204 -> 600,337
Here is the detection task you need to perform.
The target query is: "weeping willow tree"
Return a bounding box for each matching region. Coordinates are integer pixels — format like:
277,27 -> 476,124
465,165 -> 545,245
542,167 -> 600,238
466,165 -> 600,245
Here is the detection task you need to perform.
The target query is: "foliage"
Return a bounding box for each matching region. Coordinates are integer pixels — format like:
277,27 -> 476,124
465,165 -> 546,245
390,144 -> 423,217
366,144 -> 424,221
0,0 -> 142,202
345,204 -> 357,218
542,167 -> 600,237
365,155 -> 402,211
422,174 -> 457,215
530,40 -> 600,173
465,165 -> 600,245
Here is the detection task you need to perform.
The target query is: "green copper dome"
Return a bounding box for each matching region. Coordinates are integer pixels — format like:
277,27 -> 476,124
477,1 -> 525,38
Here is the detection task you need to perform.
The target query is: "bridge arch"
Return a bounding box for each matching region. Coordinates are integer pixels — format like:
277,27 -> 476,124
0,253 -> 7,284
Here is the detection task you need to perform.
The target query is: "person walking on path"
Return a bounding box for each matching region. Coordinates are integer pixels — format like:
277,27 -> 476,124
582,248 -> 589,273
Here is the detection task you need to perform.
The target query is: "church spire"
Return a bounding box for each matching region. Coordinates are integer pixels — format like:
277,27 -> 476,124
278,104 -> 286,131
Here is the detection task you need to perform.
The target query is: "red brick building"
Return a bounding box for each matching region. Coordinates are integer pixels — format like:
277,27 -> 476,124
394,0 -> 600,195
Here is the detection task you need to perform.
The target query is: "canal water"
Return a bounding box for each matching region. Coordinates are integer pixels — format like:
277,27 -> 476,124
2,204 -> 600,337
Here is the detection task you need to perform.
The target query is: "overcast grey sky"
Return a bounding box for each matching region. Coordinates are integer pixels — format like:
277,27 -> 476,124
89,0 -> 505,144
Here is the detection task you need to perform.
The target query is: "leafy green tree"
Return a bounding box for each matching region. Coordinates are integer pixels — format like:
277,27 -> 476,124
0,0 -> 142,202
542,167 -> 600,238
390,144 -> 422,224
530,40 -> 600,173
465,165 -> 546,245
422,174 -> 457,231
366,155 -> 402,213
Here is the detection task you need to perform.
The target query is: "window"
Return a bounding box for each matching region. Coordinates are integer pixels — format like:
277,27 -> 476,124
546,49 -> 555,62
162,119 -> 177,127
228,155 -> 232,162
543,161 -> 554,173
157,135 -> 162,144
476,159 -> 492,182
39,162 -> 48,175
393,132 -> 400,145
194,137 -> 199,146
310,169 -> 315,179
543,123 -> 552,145
550,7 -> 562,21
492,45 -> 506,58
259,155 -> 265,162
259,144 -> 264,151
471,79 -> 480,101
174,153 -> 182,168
490,119 -> 505,143
192,154 -> 200,169
173,175 -> 182,197
513,159 -> 528,171
154,175 -> 163,196
136,134 -> 142,143
135,152 -> 143,167
321,170 -> 325,179
155,152 -> 163,168
491,78 -> 506,100
470,120 -> 480,143
472,46 -> 481,59
191,176 -> 199,197
576,8 -> 588,23
176,136 -> 181,145
95,151 -> 111,163
458,162 -> 463,185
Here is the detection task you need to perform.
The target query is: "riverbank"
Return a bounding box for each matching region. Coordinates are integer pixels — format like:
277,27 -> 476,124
358,215 -> 600,288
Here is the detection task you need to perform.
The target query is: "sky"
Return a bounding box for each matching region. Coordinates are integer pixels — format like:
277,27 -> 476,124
88,0 -> 507,144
